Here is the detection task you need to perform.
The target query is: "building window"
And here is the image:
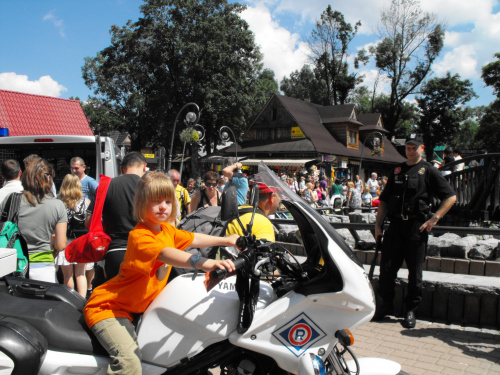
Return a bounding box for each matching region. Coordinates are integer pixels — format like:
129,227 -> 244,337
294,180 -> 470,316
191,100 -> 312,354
272,108 -> 277,121
257,128 -> 271,140
348,131 -> 358,145
276,127 -> 290,140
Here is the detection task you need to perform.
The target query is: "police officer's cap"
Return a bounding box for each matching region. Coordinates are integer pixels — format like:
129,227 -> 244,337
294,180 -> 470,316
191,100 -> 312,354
405,134 -> 423,147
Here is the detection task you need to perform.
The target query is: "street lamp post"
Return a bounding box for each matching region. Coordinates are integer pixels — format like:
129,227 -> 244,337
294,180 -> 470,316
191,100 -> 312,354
179,123 -> 205,181
166,102 -> 200,172
219,126 -> 238,162
359,131 -> 383,172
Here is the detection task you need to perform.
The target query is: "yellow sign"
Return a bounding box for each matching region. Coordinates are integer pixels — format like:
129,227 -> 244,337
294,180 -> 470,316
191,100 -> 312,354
291,126 -> 306,139
143,154 -> 155,158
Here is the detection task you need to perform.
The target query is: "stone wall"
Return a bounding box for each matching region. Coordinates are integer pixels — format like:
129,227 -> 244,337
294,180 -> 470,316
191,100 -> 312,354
274,212 -> 500,261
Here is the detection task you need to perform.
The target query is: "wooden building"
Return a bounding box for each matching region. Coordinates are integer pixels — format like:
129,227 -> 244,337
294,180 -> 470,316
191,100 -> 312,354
222,94 -> 405,181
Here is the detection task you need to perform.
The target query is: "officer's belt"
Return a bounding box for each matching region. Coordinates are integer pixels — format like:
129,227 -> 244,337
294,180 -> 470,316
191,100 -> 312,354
389,213 -> 423,221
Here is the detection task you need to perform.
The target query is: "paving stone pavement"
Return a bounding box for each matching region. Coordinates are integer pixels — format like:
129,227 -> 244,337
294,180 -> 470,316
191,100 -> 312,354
350,318 -> 500,375
211,318 -> 500,374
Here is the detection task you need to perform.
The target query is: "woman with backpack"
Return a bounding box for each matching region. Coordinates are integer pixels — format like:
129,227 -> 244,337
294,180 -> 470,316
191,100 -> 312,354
0,158 -> 67,282
56,174 -> 90,297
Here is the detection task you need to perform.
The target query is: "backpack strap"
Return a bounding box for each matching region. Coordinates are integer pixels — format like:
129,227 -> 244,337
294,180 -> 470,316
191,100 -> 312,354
1,192 -> 22,224
199,189 -> 211,208
89,175 -> 112,232
237,207 -> 266,217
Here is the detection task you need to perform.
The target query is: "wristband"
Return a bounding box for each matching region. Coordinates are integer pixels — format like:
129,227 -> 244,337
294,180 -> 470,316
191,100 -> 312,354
190,254 -> 201,280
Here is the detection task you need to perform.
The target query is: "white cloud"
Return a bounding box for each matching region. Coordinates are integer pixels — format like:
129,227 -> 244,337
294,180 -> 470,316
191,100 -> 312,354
0,72 -> 67,97
433,45 -> 478,79
43,10 -> 66,37
240,5 -> 311,81
240,0 -> 498,104
271,0 -> 389,35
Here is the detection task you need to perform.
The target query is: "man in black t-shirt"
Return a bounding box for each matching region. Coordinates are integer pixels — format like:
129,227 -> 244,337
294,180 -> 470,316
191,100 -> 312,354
373,136 -> 456,328
86,152 -> 147,286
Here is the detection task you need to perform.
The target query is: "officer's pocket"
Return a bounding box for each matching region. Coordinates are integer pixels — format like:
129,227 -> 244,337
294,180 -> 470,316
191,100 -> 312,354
407,175 -> 419,190
387,195 -> 402,216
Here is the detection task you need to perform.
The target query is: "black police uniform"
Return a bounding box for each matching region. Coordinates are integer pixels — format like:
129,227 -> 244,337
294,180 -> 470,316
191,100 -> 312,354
378,159 -> 455,312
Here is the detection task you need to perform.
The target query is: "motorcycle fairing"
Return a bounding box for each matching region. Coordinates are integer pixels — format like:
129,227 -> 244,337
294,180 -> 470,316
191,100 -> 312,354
137,273 -> 277,368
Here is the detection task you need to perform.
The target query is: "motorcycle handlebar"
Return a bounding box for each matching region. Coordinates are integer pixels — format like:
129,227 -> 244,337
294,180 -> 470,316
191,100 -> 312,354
210,257 -> 247,279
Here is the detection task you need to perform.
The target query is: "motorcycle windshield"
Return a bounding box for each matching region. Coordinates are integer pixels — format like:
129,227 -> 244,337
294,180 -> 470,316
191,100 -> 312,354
255,162 -> 364,295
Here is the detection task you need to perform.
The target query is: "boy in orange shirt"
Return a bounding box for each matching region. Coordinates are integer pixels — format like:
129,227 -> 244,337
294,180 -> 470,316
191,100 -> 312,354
84,172 -> 238,374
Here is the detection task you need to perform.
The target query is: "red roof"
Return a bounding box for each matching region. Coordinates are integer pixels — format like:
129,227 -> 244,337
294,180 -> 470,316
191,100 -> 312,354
0,89 -> 94,136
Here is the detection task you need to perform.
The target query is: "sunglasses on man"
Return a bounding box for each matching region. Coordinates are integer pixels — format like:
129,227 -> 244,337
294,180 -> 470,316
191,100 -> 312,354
205,182 -> 217,187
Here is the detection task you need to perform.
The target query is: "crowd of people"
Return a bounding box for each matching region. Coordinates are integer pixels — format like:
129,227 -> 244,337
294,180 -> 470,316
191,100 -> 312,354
0,152 -> 389,294
0,154 -> 281,291
0,139 -> 459,370
280,170 -> 388,213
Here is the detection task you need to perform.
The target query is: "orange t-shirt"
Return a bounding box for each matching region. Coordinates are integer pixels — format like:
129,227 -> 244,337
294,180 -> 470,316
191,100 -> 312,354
84,222 -> 194,328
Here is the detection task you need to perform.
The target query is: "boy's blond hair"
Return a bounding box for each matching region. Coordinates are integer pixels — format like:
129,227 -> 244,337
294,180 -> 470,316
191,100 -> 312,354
134,172 -> 177,224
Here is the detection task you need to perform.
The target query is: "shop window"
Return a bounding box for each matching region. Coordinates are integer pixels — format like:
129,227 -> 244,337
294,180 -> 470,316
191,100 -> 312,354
276,127 -> 290,140
257,128 -> 271,140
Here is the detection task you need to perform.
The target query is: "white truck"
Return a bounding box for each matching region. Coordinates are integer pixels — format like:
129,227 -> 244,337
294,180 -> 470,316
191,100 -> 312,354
0,135 -> 121,189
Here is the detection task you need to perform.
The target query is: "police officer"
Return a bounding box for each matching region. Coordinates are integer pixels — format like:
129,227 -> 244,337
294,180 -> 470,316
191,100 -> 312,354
373,136 -> 456,328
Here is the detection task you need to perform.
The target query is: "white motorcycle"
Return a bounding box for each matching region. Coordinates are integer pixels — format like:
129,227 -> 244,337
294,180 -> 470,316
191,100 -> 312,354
0,162 -> 404,375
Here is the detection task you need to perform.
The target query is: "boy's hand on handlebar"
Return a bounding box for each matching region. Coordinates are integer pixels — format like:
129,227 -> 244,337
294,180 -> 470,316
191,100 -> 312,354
200,259 -> 235,274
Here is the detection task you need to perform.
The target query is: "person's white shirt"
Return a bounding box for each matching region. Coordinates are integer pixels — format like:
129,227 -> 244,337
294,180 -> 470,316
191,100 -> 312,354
0,180 -> 23,205
454,155 -> 465,171
366,177 -> 379,194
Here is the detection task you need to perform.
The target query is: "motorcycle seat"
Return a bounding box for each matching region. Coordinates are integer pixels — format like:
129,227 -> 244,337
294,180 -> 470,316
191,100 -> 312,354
0,286 -> 107,356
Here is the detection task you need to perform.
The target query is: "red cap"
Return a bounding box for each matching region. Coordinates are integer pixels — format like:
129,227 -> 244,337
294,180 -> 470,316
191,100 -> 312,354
256,182 -> 276,194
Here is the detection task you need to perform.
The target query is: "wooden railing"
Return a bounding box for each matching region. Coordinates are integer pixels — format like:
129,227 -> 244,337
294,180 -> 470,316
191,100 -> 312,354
438,153 -> 500,224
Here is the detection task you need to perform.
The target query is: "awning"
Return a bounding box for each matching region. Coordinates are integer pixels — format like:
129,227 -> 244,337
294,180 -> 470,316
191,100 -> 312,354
242,158 -> 315,167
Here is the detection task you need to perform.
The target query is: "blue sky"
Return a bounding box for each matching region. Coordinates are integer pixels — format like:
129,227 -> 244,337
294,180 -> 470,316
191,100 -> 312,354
1,0 -> 498,108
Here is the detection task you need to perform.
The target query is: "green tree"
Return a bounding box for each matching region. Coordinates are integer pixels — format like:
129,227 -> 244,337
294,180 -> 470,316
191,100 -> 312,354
308,6 -> 364,105
368,0 -> 445,134
80,98 -> 125,135
349,89 -> 419,139
476,101 -> 500,152
447,112 -> 480,151
82,0 -> 263,177
281,6 -> 366,106
416,72 -> 477,160
253,69 -> 279,111
481,52 -> 500,98
476,54 -> 500,151
280,65 -> 325,103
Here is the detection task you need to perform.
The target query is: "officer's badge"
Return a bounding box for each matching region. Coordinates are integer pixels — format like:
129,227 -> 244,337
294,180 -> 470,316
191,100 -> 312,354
394,167 -> 401,174
418,168 -> 425,175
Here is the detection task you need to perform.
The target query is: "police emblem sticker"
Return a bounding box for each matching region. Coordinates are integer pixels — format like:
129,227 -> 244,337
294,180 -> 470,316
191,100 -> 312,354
418,168 -> 425,175
394,167 -> 402,174
272,313 -> 326,357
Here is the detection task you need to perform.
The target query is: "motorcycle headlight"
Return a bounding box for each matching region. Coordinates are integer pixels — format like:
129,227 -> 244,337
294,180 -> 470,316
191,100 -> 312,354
298,353 -> 326,375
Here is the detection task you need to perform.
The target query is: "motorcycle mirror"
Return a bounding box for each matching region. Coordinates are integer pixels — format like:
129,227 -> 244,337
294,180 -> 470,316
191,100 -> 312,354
220,185 -> 238,221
